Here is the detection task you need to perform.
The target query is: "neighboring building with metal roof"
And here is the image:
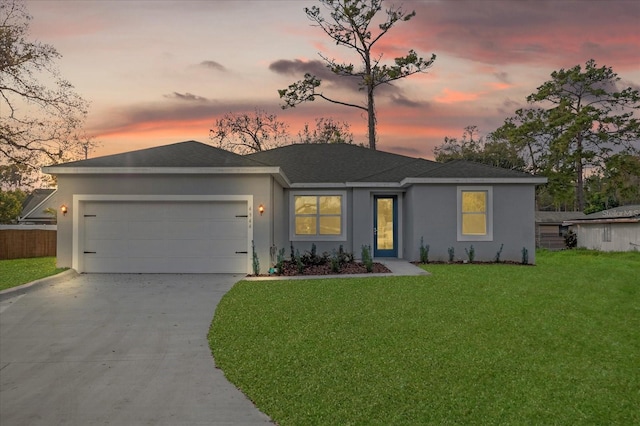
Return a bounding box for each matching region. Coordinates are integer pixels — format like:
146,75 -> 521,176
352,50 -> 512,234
43,141 -> 547,273
563,205 -> 640,251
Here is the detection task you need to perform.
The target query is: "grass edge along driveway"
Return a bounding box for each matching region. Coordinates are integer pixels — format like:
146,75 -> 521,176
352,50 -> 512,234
0,257 -> 67,291
209,250 -> 640,425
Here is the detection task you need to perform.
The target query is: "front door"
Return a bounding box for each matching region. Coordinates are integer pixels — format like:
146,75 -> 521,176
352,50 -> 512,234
373,195 -> 398,257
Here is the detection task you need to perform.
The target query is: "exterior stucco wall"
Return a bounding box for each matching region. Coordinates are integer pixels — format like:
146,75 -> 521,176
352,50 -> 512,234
404,184 -> 537,264
575,222 -> 640,251
54,173 -> 274,273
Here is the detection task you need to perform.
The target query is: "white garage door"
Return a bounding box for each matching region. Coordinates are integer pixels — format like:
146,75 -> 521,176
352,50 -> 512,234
82,201 -> 249,273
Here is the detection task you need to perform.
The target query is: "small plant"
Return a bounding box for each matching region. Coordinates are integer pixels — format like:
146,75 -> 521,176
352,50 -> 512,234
336,245 -> 354,265
361,245 -> 373,272
465,245 -> 475,263
295,249 -> 304,274
276,247 -> 286,271
290,244 -> 296,262
330,249 -> 341,273
564,230 -> 577,249
494,243 -> 504,263
251,240 -> 260,275
419,236 -> 430,264
521,247 -> 529,265
448,246 -> 455,262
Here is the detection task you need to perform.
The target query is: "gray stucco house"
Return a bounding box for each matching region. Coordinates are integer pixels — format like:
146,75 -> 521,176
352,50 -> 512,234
43,141 -> 546,273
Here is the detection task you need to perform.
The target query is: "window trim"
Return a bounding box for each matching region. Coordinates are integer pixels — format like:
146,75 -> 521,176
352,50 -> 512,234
289,190 -> 347,241
457,186 -> 493,242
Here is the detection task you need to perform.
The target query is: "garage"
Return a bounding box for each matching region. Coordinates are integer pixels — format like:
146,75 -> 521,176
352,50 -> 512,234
80,200 -> 249,273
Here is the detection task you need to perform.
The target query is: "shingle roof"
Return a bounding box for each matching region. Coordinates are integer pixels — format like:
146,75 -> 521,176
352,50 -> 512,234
46,141 -> 265,168
246,143 -> 423,183
247,144 -> 540,183
45,141 -> 543,184
535,211 -> 586,223
418,160 -> 536,179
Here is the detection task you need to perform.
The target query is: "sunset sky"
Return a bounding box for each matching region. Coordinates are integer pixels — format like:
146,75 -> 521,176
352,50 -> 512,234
27,0 -> 640,159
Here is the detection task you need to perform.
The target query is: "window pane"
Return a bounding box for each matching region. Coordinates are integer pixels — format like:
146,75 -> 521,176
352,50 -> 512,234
319,216 -> 341,235
319,196 -> 341,215
295,196 -> 317,214
376,198 -> 394,249
462,191 -> 486,213
295,217 -> 317,235
462,214 -> 487,235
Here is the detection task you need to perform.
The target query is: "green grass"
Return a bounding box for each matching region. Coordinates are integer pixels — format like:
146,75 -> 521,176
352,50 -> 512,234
0,257 -> 67,291
209,250 -> 640,425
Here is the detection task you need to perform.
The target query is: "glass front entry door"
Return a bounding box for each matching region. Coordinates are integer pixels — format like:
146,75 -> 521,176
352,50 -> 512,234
373,195 -> 398,257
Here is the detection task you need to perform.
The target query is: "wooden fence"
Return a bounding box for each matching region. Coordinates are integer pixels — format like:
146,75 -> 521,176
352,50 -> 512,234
0,229 -> 57,260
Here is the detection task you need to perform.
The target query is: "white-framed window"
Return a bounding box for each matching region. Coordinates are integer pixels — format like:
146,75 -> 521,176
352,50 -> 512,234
457,186 -> 493,241
290,191 -> 347,241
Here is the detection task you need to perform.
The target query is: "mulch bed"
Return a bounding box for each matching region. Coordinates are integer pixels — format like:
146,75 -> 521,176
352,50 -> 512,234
264,261 -> 391,277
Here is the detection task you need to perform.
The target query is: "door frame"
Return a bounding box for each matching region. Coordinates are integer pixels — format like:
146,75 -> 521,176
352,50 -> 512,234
373,194 -> 398,257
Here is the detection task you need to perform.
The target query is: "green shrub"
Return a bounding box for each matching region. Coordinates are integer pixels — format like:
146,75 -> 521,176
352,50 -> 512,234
448,246 -> 455,262
295,249 -> 304,274
251,240 -> 260,275
361,245 -> 373,272
494,243 -> 504,263
521,247 -> 529,265
330,250 -> 341,273
419,236 -> 430,264
465,245 -> 475,263
276,247 -> 286,271
564,230 -> 577,249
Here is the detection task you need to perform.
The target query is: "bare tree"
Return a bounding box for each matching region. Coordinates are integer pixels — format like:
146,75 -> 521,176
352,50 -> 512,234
209,109 -> 290,154
278,0 -> 435,150
1,0 -> 94,178
297,117 -> 354,144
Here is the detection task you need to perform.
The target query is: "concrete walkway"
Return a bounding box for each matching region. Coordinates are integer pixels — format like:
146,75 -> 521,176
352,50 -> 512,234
244,258 -> 429,281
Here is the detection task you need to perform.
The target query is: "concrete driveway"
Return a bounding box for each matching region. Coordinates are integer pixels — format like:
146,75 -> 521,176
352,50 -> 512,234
0,274 -> 272,425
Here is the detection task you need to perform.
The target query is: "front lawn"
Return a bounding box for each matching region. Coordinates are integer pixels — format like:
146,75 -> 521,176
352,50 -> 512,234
209,250 -> 640,425
0,257 -> 67,291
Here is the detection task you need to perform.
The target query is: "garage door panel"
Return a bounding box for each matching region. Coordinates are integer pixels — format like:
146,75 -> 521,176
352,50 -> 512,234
84,256 -> 130,273
128,220 -> 167,239
207,239 -> 246,256
86,220 -> 128,240
86,239 -> 129,257
128,239 -> 170,257
82,200 -> 249,273
168,221 -> 212,239
210,221 -> 247,238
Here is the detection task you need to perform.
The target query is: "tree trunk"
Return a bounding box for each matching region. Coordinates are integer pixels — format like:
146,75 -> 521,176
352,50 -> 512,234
575,135 -> 584,211
367,88 -> 376,150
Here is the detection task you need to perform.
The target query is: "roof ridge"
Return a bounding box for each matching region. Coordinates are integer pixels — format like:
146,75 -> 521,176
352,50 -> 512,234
354,157 -> 430,181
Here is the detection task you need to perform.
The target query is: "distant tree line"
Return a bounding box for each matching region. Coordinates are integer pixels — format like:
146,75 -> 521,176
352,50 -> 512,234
434,60 -> 640,213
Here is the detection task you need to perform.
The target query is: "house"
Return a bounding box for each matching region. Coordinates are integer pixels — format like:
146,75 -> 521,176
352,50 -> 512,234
535,211 -> 586,250
42,141 -> 547,274
18,188 -> 58,225
563,205 -> 640,252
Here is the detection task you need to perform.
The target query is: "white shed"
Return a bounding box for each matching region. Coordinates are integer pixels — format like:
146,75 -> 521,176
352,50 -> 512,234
564,205 -> 640,252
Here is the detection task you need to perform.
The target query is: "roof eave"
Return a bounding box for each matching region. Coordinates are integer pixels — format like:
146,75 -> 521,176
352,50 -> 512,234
564,218 -> 640,225
42,166 -> 283,175
401,177 -> 548,186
